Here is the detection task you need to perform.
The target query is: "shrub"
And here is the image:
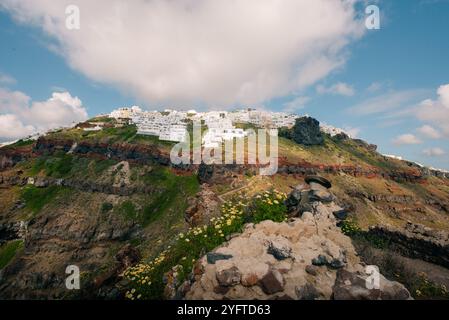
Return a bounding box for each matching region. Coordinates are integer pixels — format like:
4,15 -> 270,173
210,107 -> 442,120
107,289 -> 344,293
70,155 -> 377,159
339,218 -> 361,236
250,190 -> 288,223
0,240 -> 24,269
101,202 -> 113,213
413,272 -> 449,299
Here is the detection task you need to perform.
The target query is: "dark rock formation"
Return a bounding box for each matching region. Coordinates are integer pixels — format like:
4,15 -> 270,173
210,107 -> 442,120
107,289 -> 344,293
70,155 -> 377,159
259,269 -> 284,294
367,223 -> 449,269
206,253 -> 233,264
286,175 -> 335,216
34,137 -> 171,167
0,222 -> 26,245
291,117 -> 324,146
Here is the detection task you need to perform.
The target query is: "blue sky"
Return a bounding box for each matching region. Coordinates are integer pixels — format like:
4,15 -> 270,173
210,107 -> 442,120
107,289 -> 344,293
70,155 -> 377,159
0,0 -> 448,169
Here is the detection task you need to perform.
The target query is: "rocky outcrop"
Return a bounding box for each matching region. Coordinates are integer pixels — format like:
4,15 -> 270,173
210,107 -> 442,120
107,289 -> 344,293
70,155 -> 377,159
0,147 -> 32,170
367,223 -> 449,269
34,137 -> 172,167
290,117 -> 324,146
184,177 -> 411,300
185,185 -> 221,226
285,176 -> 335,216
346,191 -> 416,204
0,222 -> 27,245
0,194 -> 141,299
0,175 -> 158,196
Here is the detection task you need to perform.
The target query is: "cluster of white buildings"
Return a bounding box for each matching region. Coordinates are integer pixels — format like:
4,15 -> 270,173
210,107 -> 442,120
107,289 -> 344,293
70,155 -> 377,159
320,122 -> 353,138
109,107 -> 299,146
227,109 -> 297,128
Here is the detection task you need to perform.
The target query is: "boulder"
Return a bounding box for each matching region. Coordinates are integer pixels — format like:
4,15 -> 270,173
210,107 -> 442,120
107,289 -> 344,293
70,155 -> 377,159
207,252 -> 233,264
216,266 -> 241,287
309,189 -> 334,203
312,254 -> 328,266
259,269 -> 284,294
332,269 -> 412,300
305,265 -> 319,276
296,283 -> 321,300
333,209 -> 349,220
305,176 -> 332,189
267,238 -> 292,260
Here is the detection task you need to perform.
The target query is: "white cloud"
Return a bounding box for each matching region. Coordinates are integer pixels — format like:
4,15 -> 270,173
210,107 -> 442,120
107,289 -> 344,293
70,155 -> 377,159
343,127 -> 361,138
1,0 -> 364,107
317,82 -> 355,96
0,114 -> 35,139
416,84 -> 449,137
366,82 -> 382,93
0,87 -> 88,141
417,125 -> 442,139
282,96 -> 310,113
422,147 -> 445,157
0,72 -> 16,85
392,134 -> 421,146
346,89 -> 429,116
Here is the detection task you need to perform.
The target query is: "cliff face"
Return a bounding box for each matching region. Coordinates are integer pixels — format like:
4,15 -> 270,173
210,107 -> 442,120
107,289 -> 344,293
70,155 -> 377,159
367,223 -> 449,269
34,137 -> 172,166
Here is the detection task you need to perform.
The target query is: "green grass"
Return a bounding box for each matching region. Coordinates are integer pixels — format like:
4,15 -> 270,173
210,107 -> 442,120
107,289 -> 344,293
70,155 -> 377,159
28,155 -> 116,180
128,134 -> 176,149
116,168 -> 200,227
93,159 -> 116,175
83,125 -> 137,143
45,154 -> 74,177
118,200 -> 139,220
29,153 -> 73,178
0,240 -> 24,269
21,185 -> 69,215
8,139 -> 35,148
142,169 -> 199,226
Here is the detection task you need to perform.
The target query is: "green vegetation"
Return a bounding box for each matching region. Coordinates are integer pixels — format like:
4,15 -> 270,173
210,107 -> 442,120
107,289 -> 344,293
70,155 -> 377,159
340,218 -> 392,249
412,273 -> 449,299
0,240 -> 24,269
368,251 -> 449,300
101,202 -> 113,213
339,218 -> 361,236
44,154 -> 74,177
21,185 -> 68,215
97,125 -> 137,142
46,124 -> 138,144
29,153 -> 73,178
93,159 -> 116,175
140,169 -> 199,226
114,168 -> 200,227
123,189 -> 287,299
250,192 -> 288,223
128,133 -> 176,149
118,200 -> 138,220
28,154 -> 116,180
8,139 -> 35,148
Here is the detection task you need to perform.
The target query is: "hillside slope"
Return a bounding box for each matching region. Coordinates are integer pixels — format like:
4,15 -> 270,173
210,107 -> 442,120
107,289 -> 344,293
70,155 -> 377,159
0,117 -> 448,299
